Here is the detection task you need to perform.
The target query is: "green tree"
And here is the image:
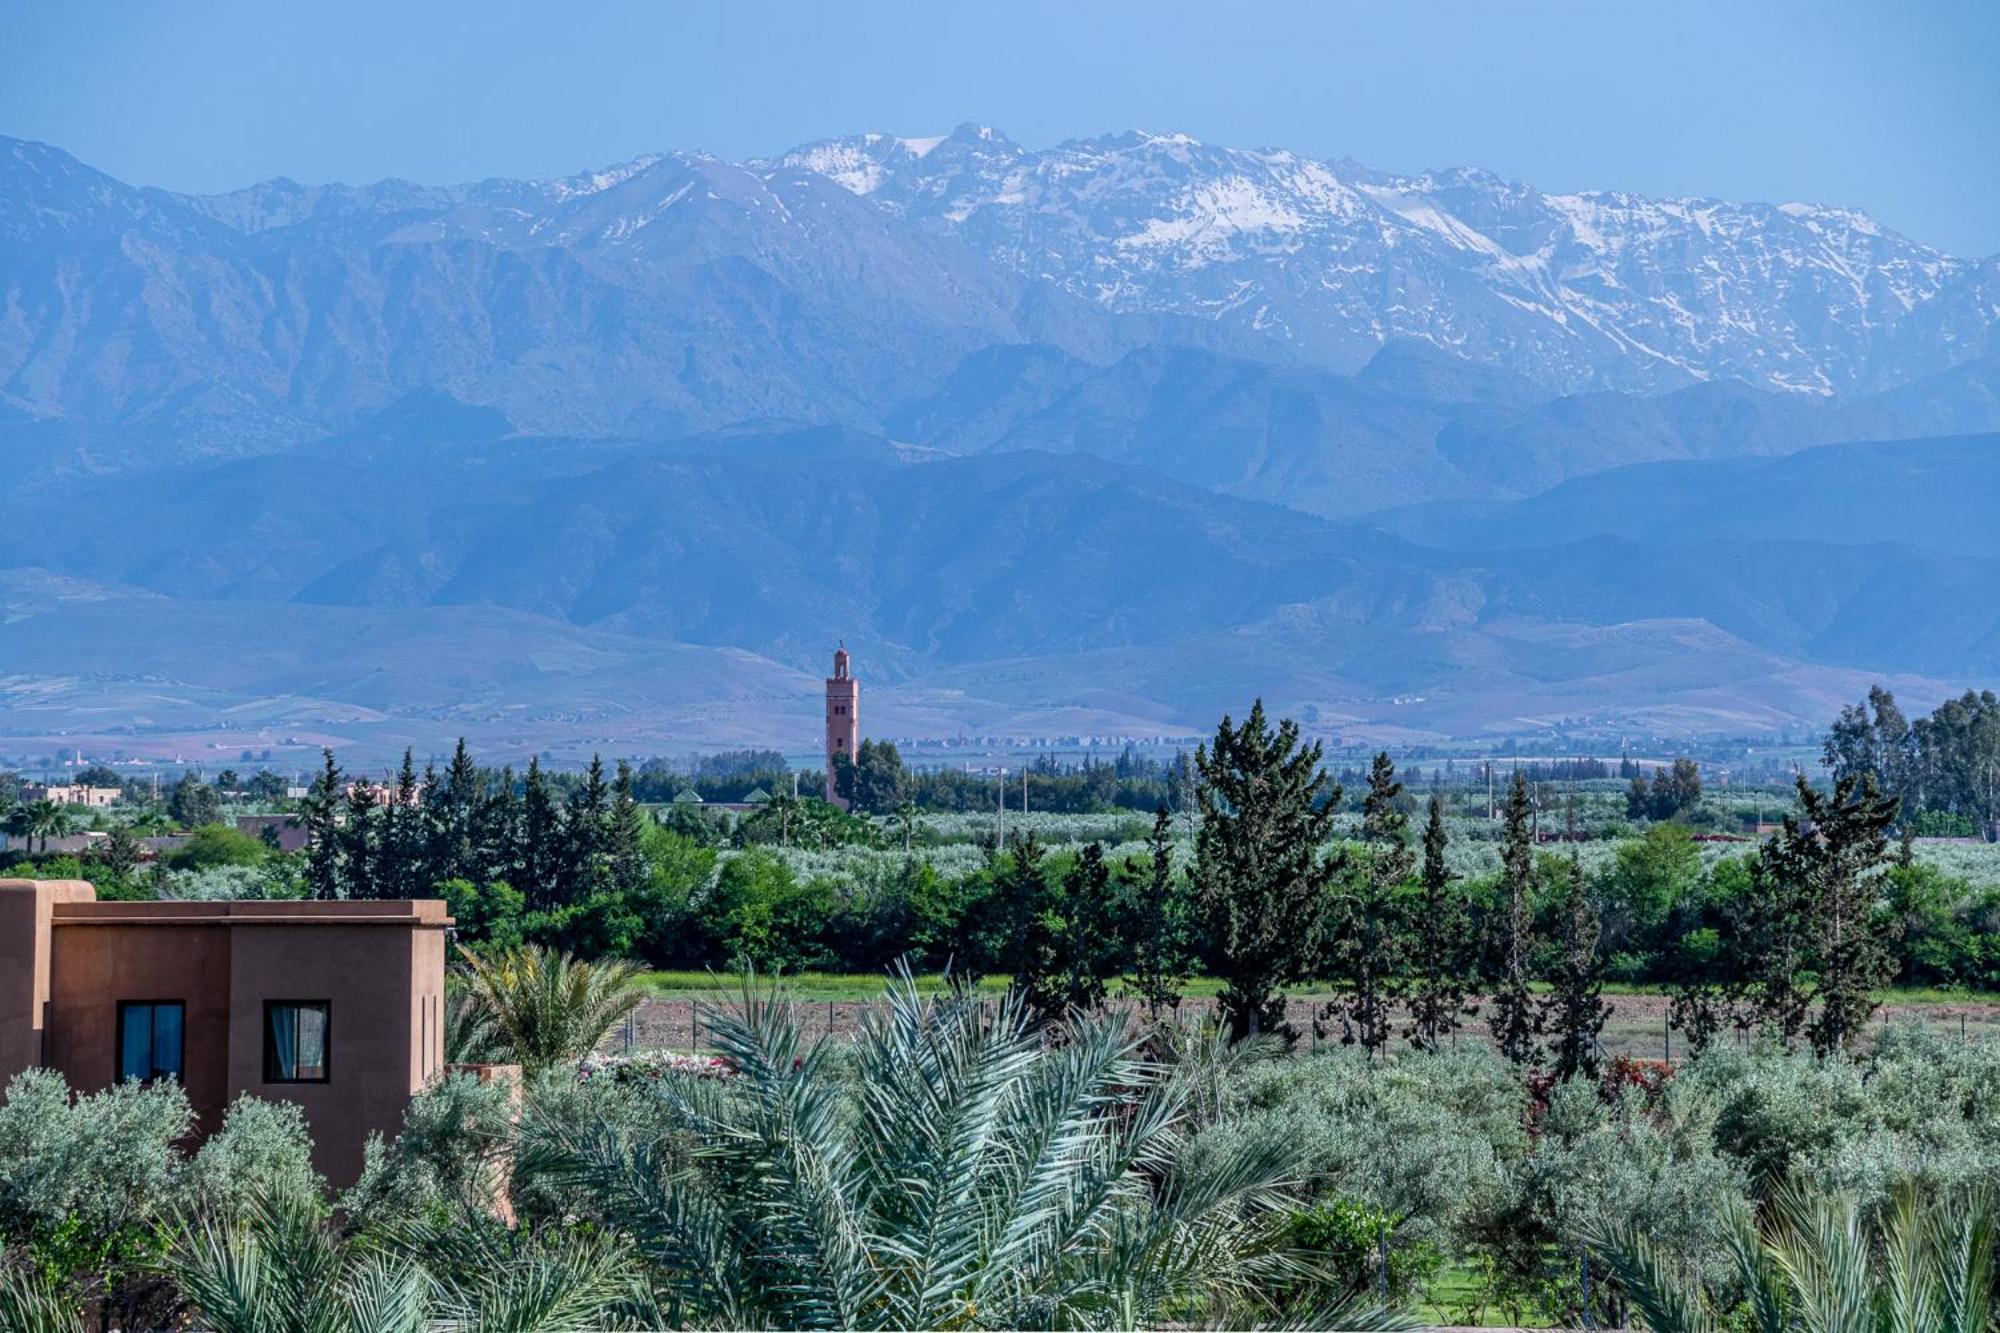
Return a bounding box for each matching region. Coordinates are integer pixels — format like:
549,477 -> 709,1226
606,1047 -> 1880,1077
168,824 -> 268,871
1767,773 -> 1901,1055
1541,851 -> 1610,1080
699,850 -> 833,971
1490,772 -> 1542,1066
608,760 -> 648,893
1124,805 -> 1194,1016
340,779 -> 382,901
1194,700 -> 1341,1039
302,750 -> 343,901
453,944 -> 645,1075
838,738 -> 909,815
527,972 -> 1364,1332
1327,752 -> 1410,1056
167,773 -> 220,829
1048,841 -> 1122,1013
9,800 -> 71,854
1406,794 -> 1477,1050
519,758 -> 563,913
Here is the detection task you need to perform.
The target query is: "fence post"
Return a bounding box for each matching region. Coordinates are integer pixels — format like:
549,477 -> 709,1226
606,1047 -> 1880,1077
1663,1014 -> 1671,1064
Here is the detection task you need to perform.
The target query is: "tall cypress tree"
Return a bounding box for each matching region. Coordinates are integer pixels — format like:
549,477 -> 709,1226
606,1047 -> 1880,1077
1759,774 -> 1899,1055
1051,841 -> 1120,1014
981,832 -> 1055,1011
1125,805 -> 1193,1016
521,758 -> 563,913
565,755 -> 613,906
609,759 -> 649,894
303,749 -> 345,901
477,765 -> 522,889
432,738 -> 481,885
1406,793 -> 1476,1050
1543,850 -> 1610,1080
382,748 -> 423,895
341,778 -> 382,901
1328,752 -> 1410,1055
1194,700 -> 1340,1039
1490,772 -> 1542,1066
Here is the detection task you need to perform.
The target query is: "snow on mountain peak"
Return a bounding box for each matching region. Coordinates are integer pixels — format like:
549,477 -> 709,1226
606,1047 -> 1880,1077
765,126 -> 1979,394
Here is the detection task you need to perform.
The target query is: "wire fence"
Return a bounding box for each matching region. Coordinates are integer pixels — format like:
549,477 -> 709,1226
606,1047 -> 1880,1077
619,991 -> 2000,1058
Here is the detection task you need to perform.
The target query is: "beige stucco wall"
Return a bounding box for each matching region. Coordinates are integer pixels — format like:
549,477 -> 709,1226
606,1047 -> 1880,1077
0,880 -> 97,1087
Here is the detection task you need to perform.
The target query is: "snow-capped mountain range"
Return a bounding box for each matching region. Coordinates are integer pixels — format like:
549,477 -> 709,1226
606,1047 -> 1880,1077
776,125 -> 1996,395
2,124 -> 1995,466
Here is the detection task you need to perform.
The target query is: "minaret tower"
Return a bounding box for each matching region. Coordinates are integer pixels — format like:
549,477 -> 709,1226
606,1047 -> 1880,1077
824,643 -> 859,807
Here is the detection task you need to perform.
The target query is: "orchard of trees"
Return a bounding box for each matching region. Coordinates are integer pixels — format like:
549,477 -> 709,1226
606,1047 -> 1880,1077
1825,685 -> 2000,835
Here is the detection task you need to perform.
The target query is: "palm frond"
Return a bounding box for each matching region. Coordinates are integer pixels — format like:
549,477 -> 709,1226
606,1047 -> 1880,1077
0,1265 -> 85,1333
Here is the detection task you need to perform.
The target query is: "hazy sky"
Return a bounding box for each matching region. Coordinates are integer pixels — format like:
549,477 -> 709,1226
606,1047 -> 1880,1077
5,0 -> 1996,254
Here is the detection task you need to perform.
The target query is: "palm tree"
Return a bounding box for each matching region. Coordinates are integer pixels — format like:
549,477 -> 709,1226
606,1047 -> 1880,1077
1590,1180 -> 1996,1333
168,1190 -> 629,1332
527,969 -> 1411,1330
886,799 -> 922,853
454,944 -> 646,1074
8,799 -> 71,853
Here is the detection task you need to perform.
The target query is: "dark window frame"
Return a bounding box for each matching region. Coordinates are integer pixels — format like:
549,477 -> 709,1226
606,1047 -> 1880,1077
116,999 -> 185,1084
262,1000 -> 332,1084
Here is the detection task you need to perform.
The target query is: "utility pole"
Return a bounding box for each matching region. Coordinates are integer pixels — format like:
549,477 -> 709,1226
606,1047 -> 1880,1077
996,769 -> 1006,848
1022,766 -> 1029,818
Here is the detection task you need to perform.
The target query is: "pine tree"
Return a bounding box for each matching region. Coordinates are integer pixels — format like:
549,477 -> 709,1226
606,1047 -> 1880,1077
1406,794 -> 1476,1049
1765,774 -> 1900,1055
521,758 -> 563,913
341,778 -> 382,901
1194,700 -> 1341,1039
476,765 -> 522,888
432,738 -> 481,884
1125,805 -> 1193,1016
609,760 -> 648,894
1543,850 -> 1610,1080
1050,842 -> 1121,1014
382,748 -> 424,895
1490,772 -> 1542,1065
1327,753 -> 1410,1055
565,755 -> 613,906
981,832 -> 1055,1010
303,749 -> 344,901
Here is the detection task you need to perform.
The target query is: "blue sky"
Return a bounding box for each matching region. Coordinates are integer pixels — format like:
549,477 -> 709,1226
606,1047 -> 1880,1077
4,0 -> 1996,254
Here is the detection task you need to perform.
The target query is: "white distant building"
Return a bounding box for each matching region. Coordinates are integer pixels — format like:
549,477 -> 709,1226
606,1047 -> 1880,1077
22,784 -> 121,808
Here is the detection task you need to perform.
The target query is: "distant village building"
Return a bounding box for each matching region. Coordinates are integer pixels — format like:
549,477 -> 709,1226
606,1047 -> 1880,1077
22,784 -> 121,808
338,781 -> 421,808
825,644 -> 858,808
236,814 -> 311,853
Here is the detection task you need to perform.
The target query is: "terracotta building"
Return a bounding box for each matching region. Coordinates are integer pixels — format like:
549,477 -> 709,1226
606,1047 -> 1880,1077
0,880 -> 450,1187
824,643 -> 859,807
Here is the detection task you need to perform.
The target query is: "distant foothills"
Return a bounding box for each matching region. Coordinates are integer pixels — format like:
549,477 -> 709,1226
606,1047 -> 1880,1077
2,128 -> 1998,756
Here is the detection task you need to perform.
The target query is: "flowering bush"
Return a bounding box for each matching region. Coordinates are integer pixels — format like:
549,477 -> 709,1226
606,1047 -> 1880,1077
575,1050 -> 737,1085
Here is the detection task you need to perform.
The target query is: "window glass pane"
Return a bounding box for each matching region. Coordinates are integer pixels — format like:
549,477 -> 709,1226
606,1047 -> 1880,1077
120,1005 -> 152,1082
294,1005 -> 328,1079
267,1005 -> 297,1079
266,1003 -> 329,1082
152,1004 -> 183,1079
